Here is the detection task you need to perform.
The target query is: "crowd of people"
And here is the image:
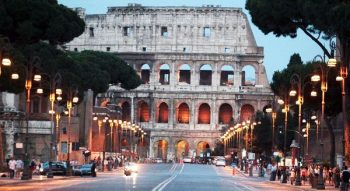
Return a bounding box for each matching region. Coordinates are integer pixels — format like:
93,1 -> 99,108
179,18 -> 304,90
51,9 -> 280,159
265,162 -> 350,190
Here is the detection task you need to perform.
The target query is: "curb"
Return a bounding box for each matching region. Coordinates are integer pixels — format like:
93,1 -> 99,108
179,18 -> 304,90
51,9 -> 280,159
0,176 -> 76,187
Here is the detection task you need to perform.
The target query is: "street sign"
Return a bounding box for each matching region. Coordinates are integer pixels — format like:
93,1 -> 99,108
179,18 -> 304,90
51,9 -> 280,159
15,143 -> 23,149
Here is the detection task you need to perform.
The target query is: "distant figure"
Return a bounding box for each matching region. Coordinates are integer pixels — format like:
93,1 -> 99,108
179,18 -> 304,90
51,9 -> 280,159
340,166 -> 350,191
91,161 -> 96,177
8,157 -> 16,179
15,159 -> 24,178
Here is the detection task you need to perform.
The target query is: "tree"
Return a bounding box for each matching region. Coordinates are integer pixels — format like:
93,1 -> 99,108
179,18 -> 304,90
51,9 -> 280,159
246,0 -> 350,163
288,53 -> 303,67
68,50 -> 142,92
270,53 -> 341,166
0,0 -> 85,45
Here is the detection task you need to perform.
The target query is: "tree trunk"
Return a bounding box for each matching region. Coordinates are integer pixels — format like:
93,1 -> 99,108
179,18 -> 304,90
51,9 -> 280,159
325,118 -> 336,167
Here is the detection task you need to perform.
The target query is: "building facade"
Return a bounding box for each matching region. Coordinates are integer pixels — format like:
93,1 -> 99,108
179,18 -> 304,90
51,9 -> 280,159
66,4 -> 273,161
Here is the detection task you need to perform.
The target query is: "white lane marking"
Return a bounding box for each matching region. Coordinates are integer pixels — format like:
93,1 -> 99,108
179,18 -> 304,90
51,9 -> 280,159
169,163 -> 177,173
158,164 -> 184,191
151,163 -> 184,191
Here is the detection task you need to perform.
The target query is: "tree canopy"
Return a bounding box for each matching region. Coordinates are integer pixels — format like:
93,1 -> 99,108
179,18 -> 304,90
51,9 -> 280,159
246,0 -> 350,62
0,0 -> 85,45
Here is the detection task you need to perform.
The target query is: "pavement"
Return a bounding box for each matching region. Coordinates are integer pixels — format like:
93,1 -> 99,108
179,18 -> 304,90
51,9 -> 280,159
233,166 -> 338,191
0,167 -> 124,186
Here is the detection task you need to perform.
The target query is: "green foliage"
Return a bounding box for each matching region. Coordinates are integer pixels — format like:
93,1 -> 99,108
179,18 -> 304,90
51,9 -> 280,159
246,0 -> 350,67
68,51 -> 142,92
0,0 -> 85,45
288,53 -> 303,67
253,111 -> 272,155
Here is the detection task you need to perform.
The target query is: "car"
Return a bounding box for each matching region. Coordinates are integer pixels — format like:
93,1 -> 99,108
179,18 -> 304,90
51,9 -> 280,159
40,162 -> 66,175
73,164 -> 93,176
153,158 -> 163,163
183,157 -> 192,163
216,159 -> 226,167
124,162 -> 138,176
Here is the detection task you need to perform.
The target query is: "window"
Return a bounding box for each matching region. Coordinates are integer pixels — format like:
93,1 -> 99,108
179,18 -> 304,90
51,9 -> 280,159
224,48 -> 231,53
32,98 -> 40,113
142,47 -> 147,52
106,47 -> 111,52
159,64 -> 170,85
161,26 -> 168,37
89,27 -> 94,37
183,47 -> 187,52
74,48 -> 78,52
203,27 -> 211,37
61,142 -> 68,154
123,27 -> 132,36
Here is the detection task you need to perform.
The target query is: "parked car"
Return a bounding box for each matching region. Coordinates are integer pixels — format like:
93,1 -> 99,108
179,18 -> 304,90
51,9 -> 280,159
216,159 -> 226,167
40,162 -> 66,175
73,164 -> 93,176
152,158 -> 163,163
183,157 -> 192,163
124,162 -> 138,176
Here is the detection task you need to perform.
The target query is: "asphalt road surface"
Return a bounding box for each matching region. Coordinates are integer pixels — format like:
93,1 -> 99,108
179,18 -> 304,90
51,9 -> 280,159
0,163 -> 307,191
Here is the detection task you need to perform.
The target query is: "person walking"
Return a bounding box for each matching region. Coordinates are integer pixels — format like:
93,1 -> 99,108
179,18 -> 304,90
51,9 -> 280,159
15,158 -> 23,178
340,166 -> 350,191
290,167 -> 296,185
8,157 -> 16,179
91,160 -> 97,177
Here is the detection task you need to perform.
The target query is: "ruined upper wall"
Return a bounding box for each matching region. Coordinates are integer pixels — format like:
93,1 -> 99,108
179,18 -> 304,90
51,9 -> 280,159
66,4 -> 261,55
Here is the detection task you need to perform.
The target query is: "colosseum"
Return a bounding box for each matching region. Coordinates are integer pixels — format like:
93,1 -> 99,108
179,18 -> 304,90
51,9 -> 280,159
66,4 -> 273,161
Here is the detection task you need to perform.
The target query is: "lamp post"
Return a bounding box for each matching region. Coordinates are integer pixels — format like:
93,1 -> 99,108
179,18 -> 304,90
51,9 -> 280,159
336,66 -> 348,163
65,89 -> 79,176
38,73 -> 62,178
266,106 -> 276,151
311,55 -> 337,190
289,73 -> 317,186
13,56 -> 42,180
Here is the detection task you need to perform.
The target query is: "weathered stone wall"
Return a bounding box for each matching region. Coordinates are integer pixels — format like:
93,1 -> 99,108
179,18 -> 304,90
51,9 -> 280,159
68,4 -> 273,159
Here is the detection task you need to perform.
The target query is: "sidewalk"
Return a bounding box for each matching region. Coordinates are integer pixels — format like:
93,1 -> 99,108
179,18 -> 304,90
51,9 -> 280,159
0,175 -> 72,186
0,168 -> 124,186
235,167 -> 338,191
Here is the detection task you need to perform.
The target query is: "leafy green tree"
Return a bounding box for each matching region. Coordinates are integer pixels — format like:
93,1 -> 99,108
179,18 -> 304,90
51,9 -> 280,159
270,54 -> 341,166
246,0 -> 350,163
288,53 -> 303,67
68,50 -> 142,92
0,0 -> 85,45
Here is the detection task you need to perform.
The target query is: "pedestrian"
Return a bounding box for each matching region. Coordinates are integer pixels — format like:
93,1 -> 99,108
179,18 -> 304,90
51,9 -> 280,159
277,167 -> 281,180
91,160 -> 97,177
328,168 -> 333,186
8,157 -> 16,179
340,166 -> 350,191
334,166 -> 341,188
301,167 -> 308,185
15,158 -> 23,178
114,157 -> 119,169
290,167 -> 296,185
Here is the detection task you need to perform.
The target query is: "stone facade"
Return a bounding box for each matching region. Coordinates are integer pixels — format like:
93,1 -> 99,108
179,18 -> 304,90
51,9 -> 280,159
66,4 -> 273,161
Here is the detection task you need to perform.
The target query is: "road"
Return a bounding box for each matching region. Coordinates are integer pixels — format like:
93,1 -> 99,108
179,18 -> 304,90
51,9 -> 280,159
0,163 -> 308,191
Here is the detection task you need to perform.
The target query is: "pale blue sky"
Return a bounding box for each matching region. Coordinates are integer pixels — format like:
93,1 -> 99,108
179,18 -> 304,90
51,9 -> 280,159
58,0 -> 325,81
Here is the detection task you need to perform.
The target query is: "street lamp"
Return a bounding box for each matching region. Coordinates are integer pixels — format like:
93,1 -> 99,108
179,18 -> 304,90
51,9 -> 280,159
65,89 -> 79,176
12,56 -> 42,180
310,55 -> 337,190
289,73 -> 316,186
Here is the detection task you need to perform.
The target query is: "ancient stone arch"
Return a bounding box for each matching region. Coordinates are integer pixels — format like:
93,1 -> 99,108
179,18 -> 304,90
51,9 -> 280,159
157,102 -> 169,123
177,102 -> 190,124
138,100 -> 150,122
218,103 -> 233,124
220,65 -> 234,86
198,103 -> 211,124
199,64 -> 213,85
240,104 -> 255,122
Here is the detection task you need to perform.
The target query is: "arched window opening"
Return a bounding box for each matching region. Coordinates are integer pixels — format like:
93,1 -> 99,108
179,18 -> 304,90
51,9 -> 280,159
198,103 -> 211,124
139,101 -> 150,122
121,102 -> 131,122
141,64 -> 151,84
178,103 -> 190,124
242,65 -> 256,86
199,64 -> 212,85
154,140 -> 168,161
176,140 -> 189,160
240,104 -> 254,121
179,64 -> 191,84
32,97 -> 41,113
220,65 -> 234,86
197,141 -> 210,156
158,102 -> 169,123
219,103 -> 233,124
159,64 -> 170,85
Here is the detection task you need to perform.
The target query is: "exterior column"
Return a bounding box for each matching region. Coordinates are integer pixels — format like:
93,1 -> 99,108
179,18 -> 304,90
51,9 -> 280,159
131,96 -> 135,123
5,121 -> 16,158
170,61 -> 176,88
170,99 -> 174,129
191,100 -> 196,130
211,97 -> 217,130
